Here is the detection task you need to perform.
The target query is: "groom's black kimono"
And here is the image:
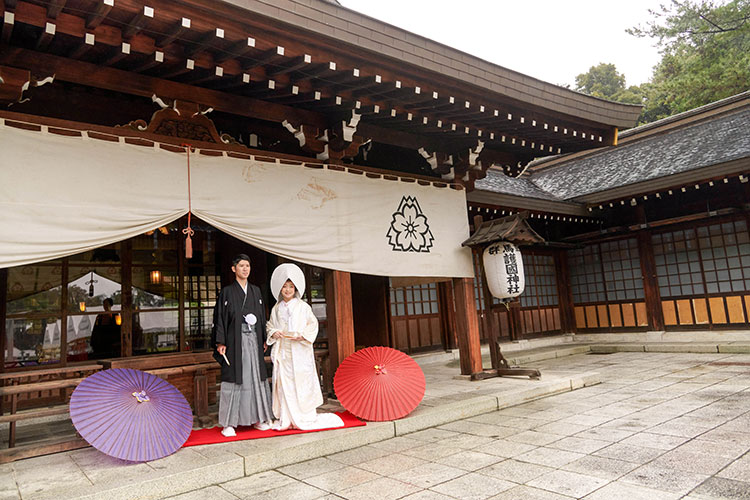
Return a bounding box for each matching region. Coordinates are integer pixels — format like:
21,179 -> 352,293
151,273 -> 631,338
211,281 -> 268,384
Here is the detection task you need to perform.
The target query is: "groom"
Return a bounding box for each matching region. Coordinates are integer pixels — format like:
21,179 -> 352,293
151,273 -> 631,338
212,253 -> 273,436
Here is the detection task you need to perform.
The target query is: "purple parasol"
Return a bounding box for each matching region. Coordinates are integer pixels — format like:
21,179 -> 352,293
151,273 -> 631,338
70,368 -> 193,462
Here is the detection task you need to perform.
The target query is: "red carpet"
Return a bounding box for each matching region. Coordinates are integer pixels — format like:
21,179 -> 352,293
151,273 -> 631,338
182,411 -> 365,447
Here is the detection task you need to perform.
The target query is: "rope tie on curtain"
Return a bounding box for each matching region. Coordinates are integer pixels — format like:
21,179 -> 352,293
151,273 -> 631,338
182,143 -> 195,259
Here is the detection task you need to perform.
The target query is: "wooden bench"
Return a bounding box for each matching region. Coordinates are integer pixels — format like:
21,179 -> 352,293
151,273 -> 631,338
102,352 -> 220,421
0,364 -> 102,462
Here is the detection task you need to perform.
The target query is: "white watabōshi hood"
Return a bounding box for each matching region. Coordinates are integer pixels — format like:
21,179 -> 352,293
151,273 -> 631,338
270,263 -> 306,301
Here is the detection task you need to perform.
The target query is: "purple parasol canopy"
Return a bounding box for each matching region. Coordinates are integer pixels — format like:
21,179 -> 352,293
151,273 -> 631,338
70,368 -> 193,462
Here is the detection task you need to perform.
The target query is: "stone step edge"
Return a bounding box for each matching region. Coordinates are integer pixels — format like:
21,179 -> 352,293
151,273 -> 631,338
503,342 -> 750,363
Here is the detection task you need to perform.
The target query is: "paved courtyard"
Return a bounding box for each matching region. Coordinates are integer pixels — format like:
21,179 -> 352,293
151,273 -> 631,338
171,351 -> 750,500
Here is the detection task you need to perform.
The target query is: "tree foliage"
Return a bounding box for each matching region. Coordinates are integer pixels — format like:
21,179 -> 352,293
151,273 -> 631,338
574,63 -> 644,105
630,0 -> 750,122
575,63 -> 625,99
572,1 -> 750,125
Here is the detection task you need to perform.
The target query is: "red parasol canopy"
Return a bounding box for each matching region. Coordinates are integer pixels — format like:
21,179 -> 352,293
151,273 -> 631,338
333,346 -> 426,421
70,368 -> 193,462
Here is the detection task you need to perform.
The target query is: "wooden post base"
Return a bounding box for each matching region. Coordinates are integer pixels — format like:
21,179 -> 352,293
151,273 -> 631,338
471,343 -> 541,380
471,368 -> 541,380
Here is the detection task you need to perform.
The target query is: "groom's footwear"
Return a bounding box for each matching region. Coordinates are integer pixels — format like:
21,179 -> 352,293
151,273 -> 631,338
221,426 -> 236,437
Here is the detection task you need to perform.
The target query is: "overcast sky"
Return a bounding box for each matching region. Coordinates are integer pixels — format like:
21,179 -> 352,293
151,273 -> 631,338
339,0 -> 663,88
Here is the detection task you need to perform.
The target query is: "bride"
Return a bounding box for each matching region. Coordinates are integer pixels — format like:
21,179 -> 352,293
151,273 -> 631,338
266,263 -> 344,431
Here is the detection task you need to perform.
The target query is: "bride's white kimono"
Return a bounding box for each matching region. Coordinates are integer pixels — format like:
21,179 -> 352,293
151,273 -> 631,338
266,296 -> 344,430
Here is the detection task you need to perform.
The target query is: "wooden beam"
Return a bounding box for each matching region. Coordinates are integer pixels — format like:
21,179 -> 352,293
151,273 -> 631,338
0,49 -> 485,155
68,32 -> 95,59
1,10 -> 13,45
325,270 -> 355,372
46,0 -> 66,19
184,29 -> 225,58
0,47 -> 328,128
86,0 -> 113,29
267,53 -> 311,77
10,0 -> 156,55
121,5 -> 153,39
214,37 -> 255,64
452,277 -> 482,375
157,18 -> 189,48
34,20 -> 55,50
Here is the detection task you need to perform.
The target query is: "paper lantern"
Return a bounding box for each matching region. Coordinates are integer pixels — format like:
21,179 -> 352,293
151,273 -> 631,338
482,242 -> 525,299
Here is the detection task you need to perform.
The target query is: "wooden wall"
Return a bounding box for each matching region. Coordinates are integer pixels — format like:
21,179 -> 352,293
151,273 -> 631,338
389,281 -> 444,353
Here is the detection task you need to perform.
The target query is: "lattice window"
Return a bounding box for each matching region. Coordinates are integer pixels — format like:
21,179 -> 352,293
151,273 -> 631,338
601,239 -> 644,300
520,253 -> 559,308
654,219 -> 750,298
653,229 -> 703,297
699,219 -> 750,294
183,272 -> 220,351
390,281 -> 439,317
569,239 -> 643,304
568,245 -> 606,303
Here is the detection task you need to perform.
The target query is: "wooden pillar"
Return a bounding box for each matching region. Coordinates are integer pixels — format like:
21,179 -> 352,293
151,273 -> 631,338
437,281 -> 457,350
637,231 -> 665,331
120,240 -> 133,357
452,277 -> 482,375
325,270 -> 355,371
508,300 -> 523,341
0,268 -> 6,375
60,260 -> 68,366
178,225 -> 186,353
194,366 -> 208,419
554,250 -> 576,333
477,252 -> 501,368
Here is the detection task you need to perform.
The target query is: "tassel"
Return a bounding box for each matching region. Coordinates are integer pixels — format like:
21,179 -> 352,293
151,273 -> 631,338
183,211 -> 195,259
185,232 -> 193,259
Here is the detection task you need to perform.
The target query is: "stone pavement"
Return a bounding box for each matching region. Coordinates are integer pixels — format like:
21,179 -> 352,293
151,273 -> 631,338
173,350 -> 750,500
2,339 -> 750,499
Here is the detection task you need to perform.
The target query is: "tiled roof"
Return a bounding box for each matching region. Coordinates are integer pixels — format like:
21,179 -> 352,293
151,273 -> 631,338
530,107 -> 750,200
475,168 -> 565,201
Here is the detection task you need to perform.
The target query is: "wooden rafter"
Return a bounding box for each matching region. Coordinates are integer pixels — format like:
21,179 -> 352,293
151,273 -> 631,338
46,0 -> 66,19
0,47 -> 327,127
121,5 -> 154,39
86,0 -> 112,29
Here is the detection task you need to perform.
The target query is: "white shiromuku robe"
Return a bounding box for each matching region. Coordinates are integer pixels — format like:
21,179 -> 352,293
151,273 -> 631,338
266,297 -> 344,430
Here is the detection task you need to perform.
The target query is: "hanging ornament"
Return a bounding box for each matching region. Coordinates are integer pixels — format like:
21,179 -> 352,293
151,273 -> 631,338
85,272 -> 98,297
182,143 -> 195,259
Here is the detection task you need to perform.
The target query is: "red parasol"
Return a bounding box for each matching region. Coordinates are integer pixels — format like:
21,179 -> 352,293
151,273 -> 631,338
333,346 -> 426,421
70,368 -> 193,462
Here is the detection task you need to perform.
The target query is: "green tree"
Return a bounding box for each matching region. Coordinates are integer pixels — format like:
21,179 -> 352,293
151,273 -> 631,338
574,63 -> 644,105
630,0 -> 750,122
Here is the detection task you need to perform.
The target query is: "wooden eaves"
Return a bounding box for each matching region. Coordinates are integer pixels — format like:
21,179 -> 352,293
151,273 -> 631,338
0,0 -> 641,189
